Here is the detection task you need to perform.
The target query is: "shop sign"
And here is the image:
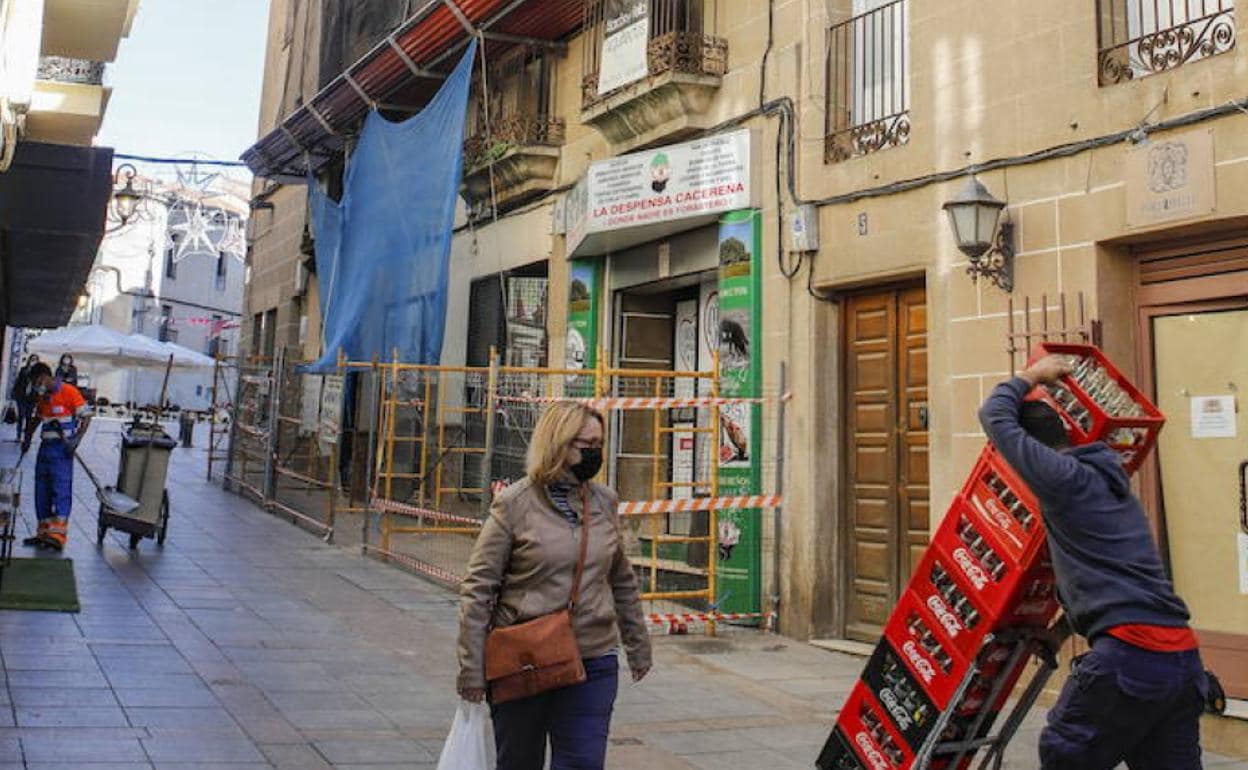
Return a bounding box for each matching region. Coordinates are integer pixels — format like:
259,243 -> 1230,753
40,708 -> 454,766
300,374 -> 323,435
716,209 -> 763,615
566,130 -> 756,256
565,259 -> 603,396
318,374 -> 343,452
598,0 -> 649,94
565,174 -> 590,255
1126,128 -> 1215,228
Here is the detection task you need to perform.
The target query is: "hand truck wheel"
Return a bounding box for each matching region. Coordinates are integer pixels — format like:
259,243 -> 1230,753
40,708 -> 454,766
96,505 -> 107,546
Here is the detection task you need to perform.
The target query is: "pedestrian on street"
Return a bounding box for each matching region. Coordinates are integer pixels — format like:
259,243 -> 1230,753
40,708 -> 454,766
55,353 -> 79,386
456,402 -> 652,770
979,355 -> 1206,770
10,354 -> 39,441
21,362 -> 91,551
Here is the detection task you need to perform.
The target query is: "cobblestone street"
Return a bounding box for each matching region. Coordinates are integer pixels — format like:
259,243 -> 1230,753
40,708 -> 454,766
0,421 -> 1242,769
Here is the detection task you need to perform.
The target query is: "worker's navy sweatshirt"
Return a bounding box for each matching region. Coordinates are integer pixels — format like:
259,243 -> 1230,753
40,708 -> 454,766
978,377 -> 1190,641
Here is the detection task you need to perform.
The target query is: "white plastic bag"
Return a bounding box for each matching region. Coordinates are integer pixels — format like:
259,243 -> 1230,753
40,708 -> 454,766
437,700 -> 496,770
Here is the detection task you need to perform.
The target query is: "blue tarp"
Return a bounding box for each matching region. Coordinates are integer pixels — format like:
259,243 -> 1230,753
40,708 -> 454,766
306,40 -> 477,372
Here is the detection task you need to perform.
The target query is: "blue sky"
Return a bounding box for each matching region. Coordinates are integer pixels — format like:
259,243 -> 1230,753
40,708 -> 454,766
96,0 -> 272,182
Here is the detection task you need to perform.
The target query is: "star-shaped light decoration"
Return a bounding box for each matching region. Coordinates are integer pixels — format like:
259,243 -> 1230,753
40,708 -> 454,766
216,216 -> 246,258
175,159 -> 219,195
168,201 -> 217,262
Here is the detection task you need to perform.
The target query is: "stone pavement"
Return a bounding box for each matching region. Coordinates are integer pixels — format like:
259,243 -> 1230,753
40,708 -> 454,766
0,419 -> 1241,769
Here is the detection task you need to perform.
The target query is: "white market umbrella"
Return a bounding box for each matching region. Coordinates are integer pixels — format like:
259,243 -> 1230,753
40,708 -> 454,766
159,340 -> 216,370
123,335 -> 216,370
26,324 -> 159,367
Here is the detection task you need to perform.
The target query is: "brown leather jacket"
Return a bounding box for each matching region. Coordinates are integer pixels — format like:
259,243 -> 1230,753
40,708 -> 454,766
456,476 -> 651,691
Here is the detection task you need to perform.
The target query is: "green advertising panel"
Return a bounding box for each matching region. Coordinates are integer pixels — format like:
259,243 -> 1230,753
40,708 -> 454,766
566,258 -> 603,396
716,210 -> 762,616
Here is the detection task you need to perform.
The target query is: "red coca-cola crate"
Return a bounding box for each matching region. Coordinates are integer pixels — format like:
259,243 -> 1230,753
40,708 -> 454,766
1000,563 -> 1061,628
930,497 -> 1034,617
908,546 -> 997,659
882,590 -> 975,708
959,447 -> 1045,565
953,645 -> 1029,718
830,683 -> 915,770
816,727 -> 870,770
1027,342 -> 1165,475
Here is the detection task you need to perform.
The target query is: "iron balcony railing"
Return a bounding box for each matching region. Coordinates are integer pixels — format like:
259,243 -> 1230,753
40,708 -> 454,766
825,0 -> 910,164
463,116 -> 567,173
580,0 -> 728,109
1097,0 -> 1235,85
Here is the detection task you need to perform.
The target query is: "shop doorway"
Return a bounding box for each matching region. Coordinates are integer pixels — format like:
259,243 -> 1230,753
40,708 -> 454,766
841,284 -> 929,642
611,273 -> 718,572
1137,235 -> 1248,698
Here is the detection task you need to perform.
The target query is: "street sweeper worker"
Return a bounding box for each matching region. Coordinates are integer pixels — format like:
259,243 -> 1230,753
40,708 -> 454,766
979,354 -> 1206,770
21,362 -> 91,551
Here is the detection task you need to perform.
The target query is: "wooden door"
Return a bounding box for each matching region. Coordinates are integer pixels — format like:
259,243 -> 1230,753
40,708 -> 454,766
1135,236 -> 1248,697
843,286 -> 929,642
1148,303 -> 1248,697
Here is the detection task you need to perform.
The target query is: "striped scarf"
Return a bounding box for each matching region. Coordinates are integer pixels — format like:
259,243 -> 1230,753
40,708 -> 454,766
547,482 -> 581,527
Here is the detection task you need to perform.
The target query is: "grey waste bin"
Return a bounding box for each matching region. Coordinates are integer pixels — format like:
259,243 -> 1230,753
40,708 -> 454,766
98,425 -> 177,550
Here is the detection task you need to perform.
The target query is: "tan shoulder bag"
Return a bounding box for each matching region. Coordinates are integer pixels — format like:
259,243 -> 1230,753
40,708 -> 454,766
483,486 -> 590,704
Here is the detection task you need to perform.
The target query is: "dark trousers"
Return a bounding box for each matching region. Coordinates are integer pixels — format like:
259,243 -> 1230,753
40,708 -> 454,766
491,654 -> 619,770
1040,636 -> 1206,770
34,441 -> 74,521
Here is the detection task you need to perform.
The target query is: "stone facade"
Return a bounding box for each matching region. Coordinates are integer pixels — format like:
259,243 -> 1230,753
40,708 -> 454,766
246,5 -> 1248,741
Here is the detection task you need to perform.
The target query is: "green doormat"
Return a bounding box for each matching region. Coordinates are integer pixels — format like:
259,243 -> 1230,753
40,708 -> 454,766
0,558 -> 80,612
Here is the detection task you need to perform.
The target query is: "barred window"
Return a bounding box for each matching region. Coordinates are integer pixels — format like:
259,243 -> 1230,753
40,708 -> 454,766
1097,0 -> 1235,85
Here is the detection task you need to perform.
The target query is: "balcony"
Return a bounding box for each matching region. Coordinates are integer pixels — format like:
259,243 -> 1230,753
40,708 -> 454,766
580,0 -> 728,150
25,57 -> 110,146
825,0 -> 910,164
460,45 -> 566,213
461,115 -> 567,211
1097,0 -> 1235,85
41,0 -> 141,63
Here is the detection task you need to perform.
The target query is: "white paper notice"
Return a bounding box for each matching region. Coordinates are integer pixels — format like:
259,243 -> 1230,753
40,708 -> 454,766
1239,532 -> 1248,595
1189,395 -> 1236,438
598,7 -> 648,95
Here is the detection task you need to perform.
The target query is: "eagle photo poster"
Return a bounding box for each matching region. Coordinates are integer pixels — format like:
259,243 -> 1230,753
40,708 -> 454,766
716,209 -> 762,616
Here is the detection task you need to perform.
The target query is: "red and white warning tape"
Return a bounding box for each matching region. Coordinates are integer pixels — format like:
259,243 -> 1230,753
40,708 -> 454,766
618,495 -> 782,515
494,395 -> 788,410
370,497 -> 484,528
646,611 -> 776,626
366,545 -> 466,585
371,494 -> 782,523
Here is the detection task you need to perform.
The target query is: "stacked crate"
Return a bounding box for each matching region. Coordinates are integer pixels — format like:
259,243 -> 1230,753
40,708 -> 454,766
817,343 -> 1164,770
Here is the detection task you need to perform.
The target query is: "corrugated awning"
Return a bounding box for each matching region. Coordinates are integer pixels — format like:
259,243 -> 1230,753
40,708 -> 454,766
242,0 -> 583,182
0,141 -> 113,328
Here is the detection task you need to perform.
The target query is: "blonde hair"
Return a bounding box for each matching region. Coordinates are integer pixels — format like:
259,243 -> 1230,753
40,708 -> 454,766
526,402 -> 604,485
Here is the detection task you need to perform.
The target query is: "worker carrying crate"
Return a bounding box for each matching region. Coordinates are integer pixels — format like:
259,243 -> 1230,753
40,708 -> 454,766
978,351 -> 1213,770
818,344 -> 1226,770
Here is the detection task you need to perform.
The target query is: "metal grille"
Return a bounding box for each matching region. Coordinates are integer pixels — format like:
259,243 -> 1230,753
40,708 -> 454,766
1097,0 -> 1236,85
581,0 -> 725,107
825,0 -> 910,164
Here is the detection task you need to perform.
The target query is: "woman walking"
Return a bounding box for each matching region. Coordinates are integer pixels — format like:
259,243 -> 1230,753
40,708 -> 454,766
55,354 -> 78,386
456,402 -> 651,770
10,354 -> 39,441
